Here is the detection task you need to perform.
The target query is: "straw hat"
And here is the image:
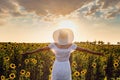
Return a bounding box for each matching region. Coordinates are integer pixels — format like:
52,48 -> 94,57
53,28 -> 74,45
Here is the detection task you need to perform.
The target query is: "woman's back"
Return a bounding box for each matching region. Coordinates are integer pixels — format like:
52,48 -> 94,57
49,43 -> 77,62
48,43 -> 77,80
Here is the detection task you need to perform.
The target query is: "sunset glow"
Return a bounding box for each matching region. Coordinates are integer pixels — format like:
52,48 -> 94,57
0,0 -> 120,44
57,20 -> 78,32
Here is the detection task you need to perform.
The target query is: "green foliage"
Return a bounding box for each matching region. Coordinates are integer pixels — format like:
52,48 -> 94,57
0,42 -> 120,80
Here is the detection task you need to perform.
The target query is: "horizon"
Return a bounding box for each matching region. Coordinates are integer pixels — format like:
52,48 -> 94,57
0,40 -> 119,45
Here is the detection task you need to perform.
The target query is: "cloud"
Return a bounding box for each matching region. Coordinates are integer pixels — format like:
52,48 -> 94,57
83,0 -> 120,19
0,0 -> 27,25
97,0 -> 120,9
0,0 -> 120,25
16,0 -> 93,16
104,9 -> 120,19
0,0 -> 94,25
0,0 -> 22,17
85,4 -> 100,16
0,0 -> 120,18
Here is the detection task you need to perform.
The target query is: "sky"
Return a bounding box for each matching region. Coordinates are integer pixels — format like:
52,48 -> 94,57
0,0 -> 120,44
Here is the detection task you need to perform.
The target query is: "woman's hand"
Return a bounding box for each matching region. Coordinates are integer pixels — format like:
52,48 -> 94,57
21,46 -> 50,55
76,47 -> 105,56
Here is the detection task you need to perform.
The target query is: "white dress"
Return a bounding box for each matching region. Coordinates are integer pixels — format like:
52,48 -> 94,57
48,43 -> 77,80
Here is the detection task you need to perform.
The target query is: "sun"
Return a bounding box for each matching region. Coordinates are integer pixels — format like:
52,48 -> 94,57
55,19 -> 80,42
57,19 -> 78,32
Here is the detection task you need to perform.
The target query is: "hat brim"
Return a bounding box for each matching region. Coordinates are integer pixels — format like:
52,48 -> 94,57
53,28 -> 74,45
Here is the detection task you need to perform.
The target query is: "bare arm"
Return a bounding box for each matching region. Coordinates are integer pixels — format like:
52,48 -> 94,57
76,47 -> 104,56
22,46 -> 50,55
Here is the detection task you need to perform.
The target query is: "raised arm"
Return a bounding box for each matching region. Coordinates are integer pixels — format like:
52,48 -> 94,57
22,46 -> 50,55
76,46 -> 104,56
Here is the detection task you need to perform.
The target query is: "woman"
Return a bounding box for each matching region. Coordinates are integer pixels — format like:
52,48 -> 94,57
22,28 -> 104,80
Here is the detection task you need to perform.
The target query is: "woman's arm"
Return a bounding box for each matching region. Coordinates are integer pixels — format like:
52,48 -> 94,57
76,47 -> 104,56
22,46 -> 50,55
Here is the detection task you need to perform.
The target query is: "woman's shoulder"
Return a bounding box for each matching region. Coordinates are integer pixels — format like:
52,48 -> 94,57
48,43 -> 55,48
70,43 -> 77,50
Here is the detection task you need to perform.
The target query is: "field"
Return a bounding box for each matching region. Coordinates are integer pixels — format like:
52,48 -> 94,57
0,42 -> 120,80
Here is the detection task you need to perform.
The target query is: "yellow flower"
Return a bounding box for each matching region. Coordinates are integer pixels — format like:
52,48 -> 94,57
25,71 -> 30,78
114,59 -> 119,63
113,62 -> 119,68
31,58 -> 37,64
4,56 -> 10,61
20,69 -> 26,75
117,77 -> 120,80
51,56 -> 55,61
19,50 -> 23,54
1,75 -> 5,80
118,56 -> 120,60
81,69 -> 87,75
49,66 -> 53,72
103,65 -> 107,70
9,73 -> 16,79
15,45 -> 18,48
40,60 -> 44,65
24,59 -> 29,64
10,63 -> 16,69
72,61 -> 77,67
101,57 -> 107,62
92,63 -> 96,68
48,74 -> 52,80
104,76 -> 107,80
73,71 -> 80,77
38,65 -> 43,68
18,64 -> 21,67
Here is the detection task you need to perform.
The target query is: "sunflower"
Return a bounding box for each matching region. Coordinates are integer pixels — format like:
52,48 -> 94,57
51,56 -> 55,61
25,71 -> 30,78
1,75 -> 5,80
73,71 -> 80,77
20,69 -> 26,75
10,63 -> 16,69
38,65 -> 43,69
118,56 -> 120,60
49,66 -> 53,72
15,45 -> 18,48
0,47 -> 4,51
103,65 -> 107,70
116,77 -> 120,80
92,63 -> 96,68
19,50 -> 23,54
113,62 -> 119,68
48,74 -> 52,80
101,57 -> 107,62
72,61 -> 77,67
104,76 -> 107,80
50,61 -> 53,64
40,60 -> 44,65
4,56 -> 10,61
81,69 -> 87,75
114,59 -> 119,63
31,58 -> 37,64
24,59 -> 29,64
18,64 -> 21,67
9,73 -> 16,79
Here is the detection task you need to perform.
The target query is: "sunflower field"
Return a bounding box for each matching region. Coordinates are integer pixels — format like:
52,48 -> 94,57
0,42 -> 120,80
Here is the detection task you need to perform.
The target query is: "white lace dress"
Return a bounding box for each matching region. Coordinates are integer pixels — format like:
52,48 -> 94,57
48,43 -> 77,80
